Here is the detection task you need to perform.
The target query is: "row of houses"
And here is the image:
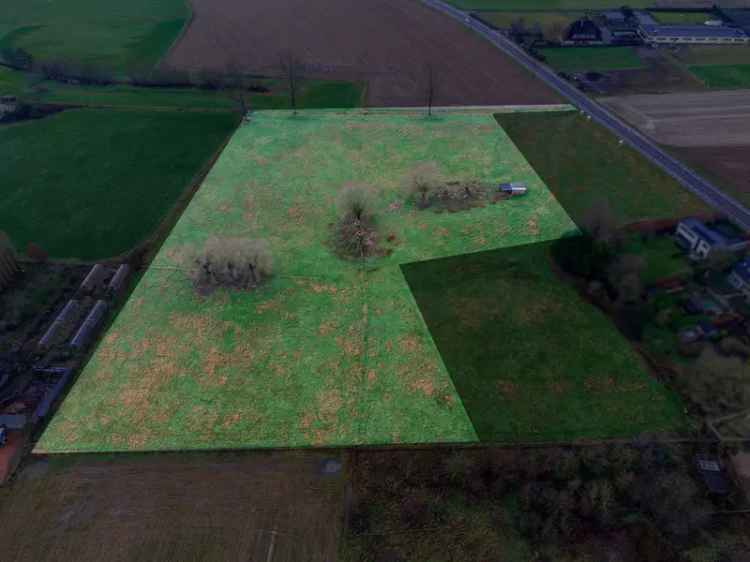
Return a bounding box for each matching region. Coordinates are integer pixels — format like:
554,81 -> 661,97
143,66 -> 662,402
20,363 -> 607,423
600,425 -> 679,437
565,9 -> 749,46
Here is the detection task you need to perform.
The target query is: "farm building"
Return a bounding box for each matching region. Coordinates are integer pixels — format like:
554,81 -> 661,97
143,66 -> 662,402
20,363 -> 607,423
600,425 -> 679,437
564,18 -> 603,44
675,218 -> 748,260
728,258 -> 750,300
0,95 -> 18,119
638,24 -> 748,44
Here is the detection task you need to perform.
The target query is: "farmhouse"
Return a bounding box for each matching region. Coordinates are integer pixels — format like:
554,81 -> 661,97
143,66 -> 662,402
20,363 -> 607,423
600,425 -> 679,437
675,218 -> 748,260
0,95 -> 18,117
564,18 -> 603,44
638,24 -> 749,45
727,258 -> 750,300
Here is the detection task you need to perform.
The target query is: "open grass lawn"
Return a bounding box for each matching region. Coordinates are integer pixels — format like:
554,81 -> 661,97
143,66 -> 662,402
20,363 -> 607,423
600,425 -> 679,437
649,11 -> 715,25
402,242 -> 686,442
622,235 -> 691,286
1,108 -> 238,260
0,0 -> 188,74
494,110 -> 709,228
539,47 -> 645,73
36,109 -> 577,453
689,64 -> 750,88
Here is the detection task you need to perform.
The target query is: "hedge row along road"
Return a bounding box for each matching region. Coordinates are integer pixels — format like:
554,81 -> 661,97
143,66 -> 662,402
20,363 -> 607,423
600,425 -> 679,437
422,0 -> 750,232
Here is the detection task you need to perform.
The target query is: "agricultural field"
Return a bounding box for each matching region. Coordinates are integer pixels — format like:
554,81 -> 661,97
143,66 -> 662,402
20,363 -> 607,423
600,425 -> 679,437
494,110 -> 709,229
539,47 -> 646,73
600,90 -> 750,147
0,451 -> 345,562
648,10 -> 715,24
689,64 -> 750,88
402,242 -> 686,442
1,108 -> 238,260
0,0 -> 188,74
670,44 -> 750,88
163,0 -> 560,107
36,108 -> 578,453
0,66 -> 364,111
478,11 -> 584,41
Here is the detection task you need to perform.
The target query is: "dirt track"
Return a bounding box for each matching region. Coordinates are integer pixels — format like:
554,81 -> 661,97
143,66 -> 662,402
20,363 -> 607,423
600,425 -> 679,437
602,90 -> 750,147
163,0 -> 559,107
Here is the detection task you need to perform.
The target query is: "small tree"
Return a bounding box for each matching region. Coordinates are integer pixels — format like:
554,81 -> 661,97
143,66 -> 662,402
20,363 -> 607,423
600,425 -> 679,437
425,63 -> 436,117
337,183 -> 375,222
581,199 -> 619,249
279,51 -> 302,114
191,237 -> 272,292
406,161 -> 441,208
607,253 -> 645,305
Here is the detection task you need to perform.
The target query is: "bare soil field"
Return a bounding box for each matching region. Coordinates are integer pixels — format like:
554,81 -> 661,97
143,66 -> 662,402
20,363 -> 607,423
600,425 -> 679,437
602,90 -> 750,147
0,451 -> 345,562
163,0 -> 560,107
667,144 -> 750,207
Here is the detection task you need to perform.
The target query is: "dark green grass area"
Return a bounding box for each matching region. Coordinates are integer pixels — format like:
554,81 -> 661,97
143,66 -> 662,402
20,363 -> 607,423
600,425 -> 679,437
649,11 -> 715,25
494,111 -> 709,228
539,47 -> 645,73
402,241 -> 686,442
0,67 -> 364,111
622,235 -> 690,286
0,0 -> 188,74
1,108 -> 238,259
689,64 -> 750,89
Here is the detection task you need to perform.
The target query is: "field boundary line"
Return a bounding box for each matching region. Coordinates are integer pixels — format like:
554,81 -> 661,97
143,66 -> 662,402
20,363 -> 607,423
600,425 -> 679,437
154,0 -> 196,72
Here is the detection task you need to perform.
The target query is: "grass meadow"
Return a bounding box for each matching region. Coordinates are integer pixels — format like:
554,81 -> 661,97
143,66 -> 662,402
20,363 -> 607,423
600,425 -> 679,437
1,0 -> 188,74
494,110 -> 709,228
402,242 -> 686,442
36,109 -> 578,453
539,47 -> 645,73
1,108 -> 238,259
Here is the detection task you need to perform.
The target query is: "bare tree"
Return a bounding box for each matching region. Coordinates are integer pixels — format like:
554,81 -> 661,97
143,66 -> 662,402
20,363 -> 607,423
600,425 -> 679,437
581,199 -> 619,248
191,237 -> 273,292
279,51 -> 303,114
607,254 -> 645,305
334,183 -> 379,259
425,63 -> 436,117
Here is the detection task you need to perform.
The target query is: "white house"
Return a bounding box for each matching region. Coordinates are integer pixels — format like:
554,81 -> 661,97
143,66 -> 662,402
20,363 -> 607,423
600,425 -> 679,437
728,258 -> 750,300
675,218 -> 748,260
0,95 -> 17,116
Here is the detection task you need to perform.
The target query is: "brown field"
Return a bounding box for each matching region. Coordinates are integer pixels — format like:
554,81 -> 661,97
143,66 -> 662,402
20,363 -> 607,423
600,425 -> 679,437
163,0 -> 560,107
602,89 -> 750,147
667,144 -> 750,207
0,451 -> 345,562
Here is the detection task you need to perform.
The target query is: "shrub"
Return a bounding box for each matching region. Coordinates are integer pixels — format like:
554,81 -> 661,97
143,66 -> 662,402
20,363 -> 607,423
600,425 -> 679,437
191,237 -> 272,292
334,184 -> 380,259
405,161 -> 441,208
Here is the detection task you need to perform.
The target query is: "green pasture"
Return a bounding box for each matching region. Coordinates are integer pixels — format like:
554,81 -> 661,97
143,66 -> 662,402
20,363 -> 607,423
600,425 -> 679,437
494,110 -> 709,228
0,0 -> 188,74
478,11 -> 583,40
539,47 -> 645,73
675,45 -> 750,66
1,108 -> 238,259
402,241 -> 687,442
37,109 -> 577,453
0,67 -> 364,111
649,11 -> 715,25
689,64 -> 750,88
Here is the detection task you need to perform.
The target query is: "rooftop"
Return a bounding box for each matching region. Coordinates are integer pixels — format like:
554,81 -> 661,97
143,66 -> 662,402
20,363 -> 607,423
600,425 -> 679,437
640,24 -> 747,38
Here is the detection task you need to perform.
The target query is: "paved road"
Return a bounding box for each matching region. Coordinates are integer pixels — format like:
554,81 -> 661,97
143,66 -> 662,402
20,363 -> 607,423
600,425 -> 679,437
422,0 -> 750,232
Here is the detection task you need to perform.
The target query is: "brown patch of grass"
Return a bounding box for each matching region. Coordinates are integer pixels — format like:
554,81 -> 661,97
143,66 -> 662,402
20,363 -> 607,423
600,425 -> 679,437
496,380 -> 517,398
398,335 -> 420,354
409,378 -> 435,397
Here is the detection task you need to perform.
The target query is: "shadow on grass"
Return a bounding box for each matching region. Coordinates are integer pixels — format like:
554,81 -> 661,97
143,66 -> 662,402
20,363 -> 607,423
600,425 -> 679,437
401,240 -> 685,443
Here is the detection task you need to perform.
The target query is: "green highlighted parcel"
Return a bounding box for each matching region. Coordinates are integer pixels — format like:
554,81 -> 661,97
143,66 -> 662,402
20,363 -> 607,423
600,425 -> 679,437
37,109 -> 683,452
